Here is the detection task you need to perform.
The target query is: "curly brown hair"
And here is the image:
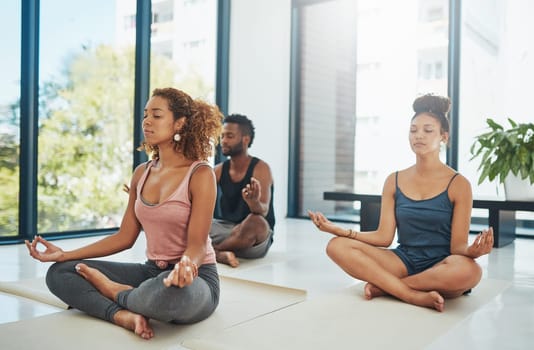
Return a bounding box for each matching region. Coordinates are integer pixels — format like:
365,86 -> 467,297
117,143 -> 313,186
138,88 -> 223,160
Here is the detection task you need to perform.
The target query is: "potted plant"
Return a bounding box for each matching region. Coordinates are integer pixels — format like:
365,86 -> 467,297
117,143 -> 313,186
470,118 -> 534,201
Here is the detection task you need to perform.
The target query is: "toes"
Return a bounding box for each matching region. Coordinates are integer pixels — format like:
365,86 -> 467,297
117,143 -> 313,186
363,284 -> 372,300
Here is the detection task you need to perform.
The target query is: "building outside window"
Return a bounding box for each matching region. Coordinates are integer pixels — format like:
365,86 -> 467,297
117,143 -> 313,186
459,0 -> 534,235
293,0 -> 533,236
294,0 -> 448,218
116,0 -> 217,103
1,0 -> 218,240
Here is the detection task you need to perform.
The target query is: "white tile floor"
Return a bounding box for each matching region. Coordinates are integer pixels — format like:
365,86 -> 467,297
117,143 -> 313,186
1,218 -> 533,349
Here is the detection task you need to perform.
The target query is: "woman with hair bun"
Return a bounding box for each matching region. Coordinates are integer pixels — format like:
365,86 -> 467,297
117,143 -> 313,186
309,93 -> 493,312
26,88 -> 223,339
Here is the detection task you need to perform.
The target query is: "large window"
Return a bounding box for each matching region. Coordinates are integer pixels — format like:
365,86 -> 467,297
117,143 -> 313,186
458,0 -> 533,198
458,0 -> 534,234
293,0 -> 449,218
1,0 -> 223,243
292,0 -> 533,236
296,0 -> 357,215
149,0 -> 218,102
0,2 -> 21,237
114,0 -> 218,154
354,0 -> 448,194
36,0 -> 136,234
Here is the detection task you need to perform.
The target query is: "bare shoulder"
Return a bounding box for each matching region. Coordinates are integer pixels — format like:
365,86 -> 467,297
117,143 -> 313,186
190,163 -> 216,189
133,160 -> 151,173
131,161 -> 150,183
395,166 -> 415,178
253,158 -> 273,176
448,172 -> 472,200
255,158 -> 271,170
125,161 -> 152,195
192,163 -> 216,180
449,172 -> 472,190
384,171 -> 398,184
382,172 -> 397,196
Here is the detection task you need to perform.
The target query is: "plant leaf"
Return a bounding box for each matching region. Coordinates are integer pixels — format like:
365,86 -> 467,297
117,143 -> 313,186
507,117 -> 517,128
470,117 -> 534,186
487,118 -> 503,131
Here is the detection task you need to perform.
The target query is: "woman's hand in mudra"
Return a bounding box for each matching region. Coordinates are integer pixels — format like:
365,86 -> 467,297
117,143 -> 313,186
163,255 -> 198,288
468,227 -> 494,258
307,210 -> 339,236
25,235 -> 65,262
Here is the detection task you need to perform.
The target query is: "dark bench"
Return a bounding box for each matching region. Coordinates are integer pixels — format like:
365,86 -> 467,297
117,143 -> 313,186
323,192 -> 534,248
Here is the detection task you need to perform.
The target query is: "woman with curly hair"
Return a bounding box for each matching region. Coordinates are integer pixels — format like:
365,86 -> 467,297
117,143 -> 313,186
309,93 -> 494,312
26,87 -> 223,339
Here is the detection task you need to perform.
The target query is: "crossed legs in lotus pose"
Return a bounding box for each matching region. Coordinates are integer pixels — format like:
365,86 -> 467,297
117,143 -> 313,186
75,263 -> 154,340
326,237 -> 482,312
213,214 -> 270,267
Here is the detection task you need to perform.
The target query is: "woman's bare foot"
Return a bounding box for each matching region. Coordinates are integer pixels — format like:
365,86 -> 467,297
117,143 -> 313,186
216,251 -> 240,267
75,263 -> 132,301
364,282 -> 444,312
364,282 -> 386,300
408,290 -> 445,312
113,310 -> 154,340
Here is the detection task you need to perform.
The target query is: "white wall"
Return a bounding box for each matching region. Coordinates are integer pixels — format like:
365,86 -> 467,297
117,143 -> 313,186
228,0 -> 292,219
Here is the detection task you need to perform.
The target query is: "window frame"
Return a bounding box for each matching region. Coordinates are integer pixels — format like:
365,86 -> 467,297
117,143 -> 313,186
1,0 -> 229,244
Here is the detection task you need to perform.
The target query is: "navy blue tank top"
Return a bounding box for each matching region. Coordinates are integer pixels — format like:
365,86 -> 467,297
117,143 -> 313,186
215,157 -> 275,229
394,172 -> 458,256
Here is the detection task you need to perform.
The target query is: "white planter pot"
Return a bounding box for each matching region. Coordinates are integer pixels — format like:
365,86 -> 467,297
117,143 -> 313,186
504,173 -> 534,201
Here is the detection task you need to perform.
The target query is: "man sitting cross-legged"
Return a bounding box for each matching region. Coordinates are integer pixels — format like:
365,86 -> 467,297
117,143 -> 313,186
210,114 -> 275,267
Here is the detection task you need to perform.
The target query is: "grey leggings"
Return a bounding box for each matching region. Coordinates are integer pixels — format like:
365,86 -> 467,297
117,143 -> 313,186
46,260 -> 219,324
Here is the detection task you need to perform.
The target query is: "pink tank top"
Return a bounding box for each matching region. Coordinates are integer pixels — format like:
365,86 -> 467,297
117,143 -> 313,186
134,160 -> 216,265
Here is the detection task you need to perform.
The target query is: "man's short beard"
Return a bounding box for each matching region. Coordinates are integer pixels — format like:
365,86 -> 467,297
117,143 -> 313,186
223,142 -> 245,157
